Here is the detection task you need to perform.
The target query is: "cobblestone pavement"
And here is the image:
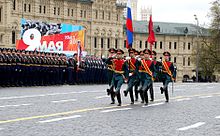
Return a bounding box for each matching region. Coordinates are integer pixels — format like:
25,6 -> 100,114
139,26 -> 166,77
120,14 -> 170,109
0,83 -> 220,136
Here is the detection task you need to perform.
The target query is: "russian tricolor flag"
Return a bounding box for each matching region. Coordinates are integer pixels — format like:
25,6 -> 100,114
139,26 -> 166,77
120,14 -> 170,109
126,0 -> 133,49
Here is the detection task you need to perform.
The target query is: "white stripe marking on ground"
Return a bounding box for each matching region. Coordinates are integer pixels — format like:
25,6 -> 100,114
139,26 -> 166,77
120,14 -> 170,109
51,99 -> 77,103
38,115 -> 82,123
175,98 -> 191,102
198,96 -> 213,99
100,108 -> 132,113
95,95 -> 109,99
215,116 -> 220,119
142,102 -> 165,108
177,122 -> 206,131
0,91 -> 102,100
0,103 -> 32,108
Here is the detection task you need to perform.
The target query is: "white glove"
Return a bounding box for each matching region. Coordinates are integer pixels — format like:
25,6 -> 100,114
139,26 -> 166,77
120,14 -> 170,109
135,55 -> 140,59
112,54 -> 116,58
158,59 -> 162,62
129,73 -> 133,76
126,57 -> 131,60
138,58 -> 142,61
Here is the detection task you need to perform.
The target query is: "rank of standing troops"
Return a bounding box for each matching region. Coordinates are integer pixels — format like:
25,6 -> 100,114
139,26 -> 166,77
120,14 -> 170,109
0,48 -> 107,87
105,48 -> 177,106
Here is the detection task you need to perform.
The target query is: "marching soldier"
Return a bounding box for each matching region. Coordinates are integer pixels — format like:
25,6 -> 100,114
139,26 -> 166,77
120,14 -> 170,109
110,49 -> 128,106
134,50 -> 140,101
123,48 -> 138,104
160,51 -> 176,102
136,49 -> 156,105
149,50 -> 160,102
105,48 -> 117,104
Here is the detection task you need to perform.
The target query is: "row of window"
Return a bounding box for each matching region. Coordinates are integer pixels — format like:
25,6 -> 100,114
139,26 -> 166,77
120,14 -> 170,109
94,10 -> 113,20
13,0 -> 120,20
54,7 -> 61,15
67,9 -> 74,17
93,38 -> 193,51
39,5 -> 46,14
122,40 -> 191,50
94,38 -> 118,49
12,1 -> 117,20
154,57 -> 190,66
23,4 -> 31,13
183,57 -> 191,66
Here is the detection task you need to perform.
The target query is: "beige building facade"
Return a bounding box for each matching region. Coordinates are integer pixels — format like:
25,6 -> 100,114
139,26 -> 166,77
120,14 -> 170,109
0,0 -> 205,82
0,0 -> 125,56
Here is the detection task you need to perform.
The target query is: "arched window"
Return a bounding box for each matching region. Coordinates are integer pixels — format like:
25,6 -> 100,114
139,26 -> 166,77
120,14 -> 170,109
145,41 -> 148,48
94,37 -> 97,48
28,4 -> 31,12
139,41 -> 142,48
12,31 -> 16,44
107,38 -> 110,48
0,34 -> 3,43
13,0 -> 16,10
174,42 -> 177,49
188,57 -> 191,66
160,41 -> 163,49
24,4 -> 27,12
183,57 -> 185,66
101,38 -> 104,48
0,7 -> 2,22
43,6 -> 46,14
174,57 -> 177,63
115,39 -> 118,49
124,40 -> 126,48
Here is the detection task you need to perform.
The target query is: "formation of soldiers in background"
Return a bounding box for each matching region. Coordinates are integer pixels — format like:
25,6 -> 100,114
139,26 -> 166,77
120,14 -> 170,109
0,48 -> 107,87
105,48 -> 177,106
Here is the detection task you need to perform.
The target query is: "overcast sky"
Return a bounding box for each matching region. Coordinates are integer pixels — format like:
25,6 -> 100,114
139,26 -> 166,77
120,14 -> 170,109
137,0 -> 213,26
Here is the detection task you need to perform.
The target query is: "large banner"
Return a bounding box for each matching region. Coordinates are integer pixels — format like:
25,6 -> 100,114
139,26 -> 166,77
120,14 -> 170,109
16,19 -> 85,52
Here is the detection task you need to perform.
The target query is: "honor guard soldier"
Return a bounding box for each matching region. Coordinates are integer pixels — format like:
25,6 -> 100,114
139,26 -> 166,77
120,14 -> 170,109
136,49 -> 156,105
105,48 -> 117,104
160,51 -> 176,102
149,50 -> 160,102
111,49 -> 128,106
133,50 -> 140,101
124,48 -> 138,104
